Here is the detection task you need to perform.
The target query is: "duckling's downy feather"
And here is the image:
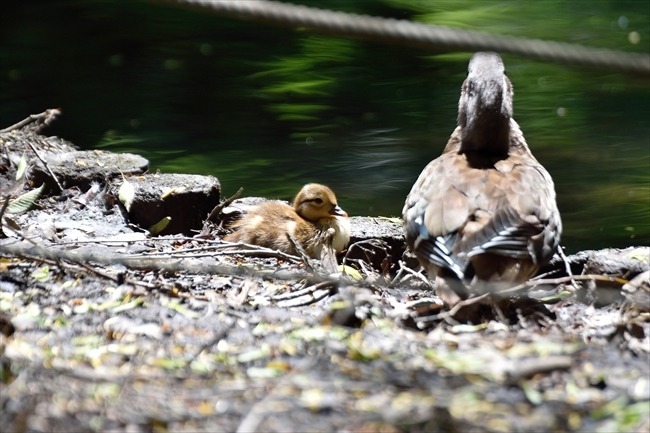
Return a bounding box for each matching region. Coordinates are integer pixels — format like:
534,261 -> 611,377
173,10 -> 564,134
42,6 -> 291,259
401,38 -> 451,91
225,184 -> 350,259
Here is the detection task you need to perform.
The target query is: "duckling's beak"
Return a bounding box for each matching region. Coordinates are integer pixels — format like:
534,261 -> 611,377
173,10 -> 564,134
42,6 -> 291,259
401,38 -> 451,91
330,205 -> 348,217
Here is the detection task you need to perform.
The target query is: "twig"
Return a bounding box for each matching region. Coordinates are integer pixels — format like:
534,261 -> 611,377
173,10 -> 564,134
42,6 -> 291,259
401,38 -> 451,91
342,239 -> 388,268
0,194 -> 11,229
125,277 -> 160,291
26,140 -> 63,192
498,274 -> 627,295
275,286 -> 334,308
286,233 -> 317,271
135,244 -> 302,263
0,109 -> 61,133
271,279 -> 338,309
57,237 -> 302,264
0,225 -> 125,286
390,260 -> 408,286
355,259 -> 374,278
491,297 -> 508,323
205,186 -> 244,225
0,109 -> 64,191
392,261 -> 435,289
505,356 -> 573,383
530,268 -> 563,281
61,260 -> 122,283
557,245 -> 580,290
415,293 -> 491,323
69,237 -> 303,262
272,281 -> 334,301
0,239 -> 314,283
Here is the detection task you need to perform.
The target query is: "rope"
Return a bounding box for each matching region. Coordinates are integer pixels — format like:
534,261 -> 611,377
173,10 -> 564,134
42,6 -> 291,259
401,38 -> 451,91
152,0 -> 649,76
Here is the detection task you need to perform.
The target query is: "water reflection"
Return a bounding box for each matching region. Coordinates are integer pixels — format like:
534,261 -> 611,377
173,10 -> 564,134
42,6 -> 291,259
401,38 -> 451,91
337,129 -> 414,211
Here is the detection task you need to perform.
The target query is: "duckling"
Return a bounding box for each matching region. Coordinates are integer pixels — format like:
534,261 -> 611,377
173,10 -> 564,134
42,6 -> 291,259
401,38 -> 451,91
402,52 -> 562,302
224,183 -> 351,259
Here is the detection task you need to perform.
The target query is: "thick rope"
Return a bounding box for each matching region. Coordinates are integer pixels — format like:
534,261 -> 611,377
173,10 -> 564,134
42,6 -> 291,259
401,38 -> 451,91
153,0 -> 649,76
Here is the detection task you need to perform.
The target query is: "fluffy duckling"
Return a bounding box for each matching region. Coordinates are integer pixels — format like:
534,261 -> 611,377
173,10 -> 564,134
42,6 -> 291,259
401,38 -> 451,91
224,183 -> 351,259
403,52 -> 562,301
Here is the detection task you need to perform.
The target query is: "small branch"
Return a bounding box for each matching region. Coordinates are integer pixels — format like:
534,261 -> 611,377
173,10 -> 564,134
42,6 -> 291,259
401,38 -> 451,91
530,268 -> 563,281
272,281 -> 334,301
73,261 -> 122,283
342,239 -> 388,268
135,242 -> 302,263
286,232 -> 316,271
389,260 -> 408,286
205,186 -> 243,225
274,281 -> 336,308
0,194 -> 12,230
26,140 -> 64,192
415,293 -> 490,323
498,274 -> 628,295
0,239 -> 314,283
506,356 -> 573,383
556,245 -> 580,290
0,108 -> 61,133
390,260 -> 434,289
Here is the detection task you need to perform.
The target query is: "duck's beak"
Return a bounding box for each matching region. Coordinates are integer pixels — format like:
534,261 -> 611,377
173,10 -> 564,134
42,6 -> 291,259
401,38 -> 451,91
330,205 -> 348,217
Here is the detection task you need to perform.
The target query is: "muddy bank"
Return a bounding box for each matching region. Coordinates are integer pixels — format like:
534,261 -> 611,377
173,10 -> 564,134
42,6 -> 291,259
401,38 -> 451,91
1,112 -> 648,432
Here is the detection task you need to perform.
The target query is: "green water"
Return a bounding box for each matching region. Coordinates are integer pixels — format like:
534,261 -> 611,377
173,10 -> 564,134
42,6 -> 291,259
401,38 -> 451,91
2,0 -> 648,252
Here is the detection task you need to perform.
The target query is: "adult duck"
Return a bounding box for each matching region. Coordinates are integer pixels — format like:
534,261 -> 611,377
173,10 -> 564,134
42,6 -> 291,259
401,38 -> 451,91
403,52 -> 562,302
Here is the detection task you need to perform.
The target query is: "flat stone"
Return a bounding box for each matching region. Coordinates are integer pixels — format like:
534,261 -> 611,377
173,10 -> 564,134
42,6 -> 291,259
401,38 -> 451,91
546,246 -> 649,276
32,150 -> 149,193
109,173 -> 221,236
347,216 -> 408,271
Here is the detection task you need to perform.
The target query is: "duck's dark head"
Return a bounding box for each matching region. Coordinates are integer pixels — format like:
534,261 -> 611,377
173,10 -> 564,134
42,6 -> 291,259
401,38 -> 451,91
457,52 -> 513,156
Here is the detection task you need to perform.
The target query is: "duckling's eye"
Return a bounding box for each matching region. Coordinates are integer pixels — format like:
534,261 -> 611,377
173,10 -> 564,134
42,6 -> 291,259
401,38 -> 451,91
313,198 -> 323,204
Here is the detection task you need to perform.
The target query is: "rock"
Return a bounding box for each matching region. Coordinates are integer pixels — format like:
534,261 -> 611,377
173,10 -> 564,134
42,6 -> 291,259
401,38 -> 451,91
108,173 -> 221,236
32,150 -> 149,193
346,216 -> 409,272
547,246 -> 649,277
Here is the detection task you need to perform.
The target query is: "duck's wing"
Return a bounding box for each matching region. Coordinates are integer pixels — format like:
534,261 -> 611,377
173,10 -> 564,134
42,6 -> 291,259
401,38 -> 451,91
403,151 -> 473,279
403,147 -> 561,280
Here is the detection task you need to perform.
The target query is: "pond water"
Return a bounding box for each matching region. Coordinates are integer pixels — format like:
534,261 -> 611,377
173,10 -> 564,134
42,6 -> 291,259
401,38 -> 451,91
2,0 -> 648,253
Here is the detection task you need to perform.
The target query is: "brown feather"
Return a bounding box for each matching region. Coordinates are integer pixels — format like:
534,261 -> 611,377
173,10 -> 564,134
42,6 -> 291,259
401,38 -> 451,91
224,184 -> 350,259
403,52 -> 562,300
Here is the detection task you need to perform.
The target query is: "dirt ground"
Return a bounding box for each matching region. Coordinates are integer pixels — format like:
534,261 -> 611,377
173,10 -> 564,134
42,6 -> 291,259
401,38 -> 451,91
1,113 -> 649,432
